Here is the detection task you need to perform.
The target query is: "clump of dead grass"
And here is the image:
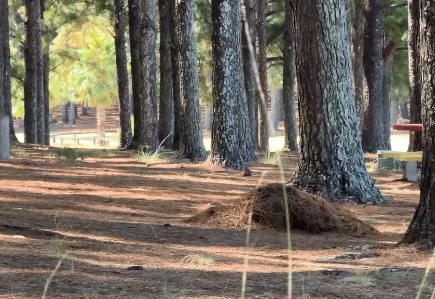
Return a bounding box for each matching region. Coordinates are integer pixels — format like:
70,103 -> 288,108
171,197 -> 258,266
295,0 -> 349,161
186,183 -> 378,237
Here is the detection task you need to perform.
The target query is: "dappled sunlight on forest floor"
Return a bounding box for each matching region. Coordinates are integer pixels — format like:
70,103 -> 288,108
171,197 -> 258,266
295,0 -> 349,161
0,148 -> 431,298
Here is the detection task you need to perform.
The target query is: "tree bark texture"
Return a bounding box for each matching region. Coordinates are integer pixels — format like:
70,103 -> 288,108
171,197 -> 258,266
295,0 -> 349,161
408,0 -> 422,152
36,10 -> 45,145
242,0 -> 258,149
177,0 -> 207,161
0,0 -> 16,142
401,0 -> 435,247
362,0 -> 388,152
283,0 -> 298,151
351,0 -> 365,128
61,103 -> 69,123
270,89 -> 283,134
158,0 -> 175,149
169,0 -> 182,151
24,0 -> 42,144
70,103 -> 76,125
256,0 -> 269,152
204,104 -> 212,130
128,0 -> 158,151
291,0 -> 385,204
114,0 -> 133,148
211,0 -> 255,170
381,40 -> 396,141
42,50 -> 50,145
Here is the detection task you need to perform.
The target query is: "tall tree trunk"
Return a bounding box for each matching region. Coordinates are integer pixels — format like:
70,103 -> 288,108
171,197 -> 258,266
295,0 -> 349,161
158,0 -> 175,149
36,7 -> 45,145
170,0 -> 182,151
242,0 -> 258,149
256,0 -> 269,152
270,89 -> 283,134
96,106 -> 107,146
0,0 -> 17,143
114,0 -> 133,148
400,101 -> 409,118
24,0 -> 42,144
408,0 -> 422,152
128,0 -> 158,151
61,103 -> 69,123
362,0 -> 388,152
211,0 -> 255,170
291,0 -> 384,204
401,0 -> 435,247
204,104 -> 212,131
382,40 -> 396,139
178,0 -> 207,161
43,51 -> 49,145
351,0 -> 365,128
69,103 -> 76,125
390,101 -> 399,126
283,0 -> 298,151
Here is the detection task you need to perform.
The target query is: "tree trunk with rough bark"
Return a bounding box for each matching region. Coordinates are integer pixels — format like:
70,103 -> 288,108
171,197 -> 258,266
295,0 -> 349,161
42,51 -> 49,145
351,0 -> 365,128
382,40 -> 396,138
401,0 -> 435,248
270,89 -> 283,134
211,0 -> 255,170
158,0 -> 175,149
24,0 -> 42,144
204,104 -> 212,130
283,0 -> 298,151
242,0 -> 258,149
170,0 -> 182,151
70,103 -> 76,125
362,0 -> 388,152
291,0 -> 385,204
61,103 -> 69,123
0,0 -> 17,142
114,0 -> 133,148
390,101 -> 399,126
256,0 -> 269,152
128,0 -> 158,151
178,0 -> 207,161
408,0 -> 422,152
36,8 -> 45,145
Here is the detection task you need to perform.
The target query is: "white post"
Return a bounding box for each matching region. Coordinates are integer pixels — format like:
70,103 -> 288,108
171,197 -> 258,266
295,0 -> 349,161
0,115 -> 10,160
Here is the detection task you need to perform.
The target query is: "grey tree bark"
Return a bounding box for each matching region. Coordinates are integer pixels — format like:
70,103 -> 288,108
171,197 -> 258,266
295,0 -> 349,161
69,103 -> 76,125
61,103 -> 69,123
283,0 -> 298,151
382,40 -> 396,136
170,0 -> 182,151
256,0 -> 269,152
42,51 -> 50,145
114,0 -> 133,148
351,0 -> 365,128
401,0 -> 435,247
242,0 -> 258,149
128,0 -> 158,151
0,0 -> 17,142
178,0 -> 207,161
270,89 -> 283,134
24,0 -> 42,144
291,0 -> 385,204
158,0 -> 175,148
204,104 -> 213,130
211,0 -> 255,170
362,0 -> 388,152
36,7 -> 45,145
408,0 -> 422,152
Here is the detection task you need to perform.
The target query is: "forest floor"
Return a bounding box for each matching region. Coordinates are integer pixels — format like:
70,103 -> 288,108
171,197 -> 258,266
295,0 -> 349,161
0,146 -> 432,299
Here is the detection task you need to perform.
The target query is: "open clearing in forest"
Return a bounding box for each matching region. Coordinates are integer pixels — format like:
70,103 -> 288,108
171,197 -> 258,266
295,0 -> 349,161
0,148 -> 433,299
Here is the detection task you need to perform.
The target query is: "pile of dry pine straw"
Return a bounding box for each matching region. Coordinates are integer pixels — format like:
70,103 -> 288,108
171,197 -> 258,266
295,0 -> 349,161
186,183 -> 378,237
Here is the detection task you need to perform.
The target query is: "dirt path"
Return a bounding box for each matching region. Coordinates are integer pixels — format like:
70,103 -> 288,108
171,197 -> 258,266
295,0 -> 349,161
0,149 -> 432,298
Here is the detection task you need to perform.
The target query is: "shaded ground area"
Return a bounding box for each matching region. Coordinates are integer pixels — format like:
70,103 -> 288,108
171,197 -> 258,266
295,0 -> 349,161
0,148 -> 433,298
